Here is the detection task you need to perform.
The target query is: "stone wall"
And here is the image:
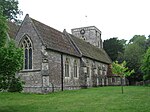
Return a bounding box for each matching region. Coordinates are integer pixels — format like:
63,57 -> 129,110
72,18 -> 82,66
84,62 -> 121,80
45,50 -> 81,91
46,50 -> 62,91
63,55 -> 81,90
81,57 -> 109,87
15,15 -> 43,93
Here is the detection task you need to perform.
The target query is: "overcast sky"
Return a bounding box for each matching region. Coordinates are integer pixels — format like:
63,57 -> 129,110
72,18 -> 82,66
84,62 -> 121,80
18,0 -> 150,41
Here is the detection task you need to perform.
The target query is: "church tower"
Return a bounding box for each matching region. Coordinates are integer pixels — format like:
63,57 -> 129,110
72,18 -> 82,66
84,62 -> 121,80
71,26 -> 103,48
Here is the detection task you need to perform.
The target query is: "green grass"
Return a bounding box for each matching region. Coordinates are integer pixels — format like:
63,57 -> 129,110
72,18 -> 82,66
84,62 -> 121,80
0,86 -> 149,112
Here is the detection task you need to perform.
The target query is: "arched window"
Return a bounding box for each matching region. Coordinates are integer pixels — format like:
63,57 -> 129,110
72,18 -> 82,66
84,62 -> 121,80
21,36 -> 33,69
65,58 -> 69,77
74,60 -> 78,78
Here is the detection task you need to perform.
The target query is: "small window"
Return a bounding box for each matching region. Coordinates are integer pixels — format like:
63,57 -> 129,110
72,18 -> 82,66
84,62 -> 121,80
65,58 -> 69,77
74,60 -> 78,78
112,77 -> 115,83
86,60 -> 90,78
87,66 -> 90,77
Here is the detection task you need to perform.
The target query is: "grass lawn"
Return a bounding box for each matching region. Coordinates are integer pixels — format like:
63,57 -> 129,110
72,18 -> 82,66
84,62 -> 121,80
0,86 -> 149,112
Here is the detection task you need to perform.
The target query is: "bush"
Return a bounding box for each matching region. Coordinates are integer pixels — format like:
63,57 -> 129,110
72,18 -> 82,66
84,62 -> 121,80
0,40 -> 24,92
8,76 -> 24,92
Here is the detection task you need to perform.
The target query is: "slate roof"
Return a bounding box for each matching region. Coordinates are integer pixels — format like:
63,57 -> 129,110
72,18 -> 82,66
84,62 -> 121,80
68,34 -> 112,64
7,21 -> 19,39
31,18 -> 81,57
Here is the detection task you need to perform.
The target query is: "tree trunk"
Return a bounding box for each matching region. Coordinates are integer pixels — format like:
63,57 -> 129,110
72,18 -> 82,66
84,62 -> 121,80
121,77 -> 123,94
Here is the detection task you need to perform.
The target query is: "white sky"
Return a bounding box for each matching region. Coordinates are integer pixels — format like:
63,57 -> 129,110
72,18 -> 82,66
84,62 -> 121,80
18,0 -> 150,41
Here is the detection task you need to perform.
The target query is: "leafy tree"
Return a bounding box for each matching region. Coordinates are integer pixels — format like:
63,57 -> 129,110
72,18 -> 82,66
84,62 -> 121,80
119,39 -> 127,47
103,37 -> 125,62
0,0 -> 22,22
145,36 -> 150,50
0,11 -> 23,92
124,35 -> 146,84
0,10 -> 8,47
112,61 -> 134,94
129,35 -> 146,43
141,47 -> 150,80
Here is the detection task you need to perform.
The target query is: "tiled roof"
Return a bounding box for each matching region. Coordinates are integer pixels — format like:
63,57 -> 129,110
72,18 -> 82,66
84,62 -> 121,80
7,21 -> 19,39
31,18 -> 81,57
68,34 -> 112,64
18,15 -> 111,63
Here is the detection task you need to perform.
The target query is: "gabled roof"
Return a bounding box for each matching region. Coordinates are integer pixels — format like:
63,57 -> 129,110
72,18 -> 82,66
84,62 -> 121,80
30,18 -> 81,57
18,14 -> 111,64
67,33 -> 112,64
7,21 -> 19,39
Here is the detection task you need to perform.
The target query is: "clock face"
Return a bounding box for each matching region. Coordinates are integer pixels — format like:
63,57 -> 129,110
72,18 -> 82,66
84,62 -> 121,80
80,29 -> 85,35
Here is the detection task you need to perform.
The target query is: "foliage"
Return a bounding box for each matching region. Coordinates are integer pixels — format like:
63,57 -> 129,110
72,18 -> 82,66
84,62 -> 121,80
103,37 -> 125,61
8,76 -> 24,92
0,86 -> 149,112
123,35 -> 146,83
0,40 -> 24,92
0,11 -> 23,92
0,0 -> 22,23
0,10 -> 8,47
141,47 -> 150,80
145,36 -> 150,49
112,61 -> 134,78
112,61 -> 134,94
129,35 -> 146,44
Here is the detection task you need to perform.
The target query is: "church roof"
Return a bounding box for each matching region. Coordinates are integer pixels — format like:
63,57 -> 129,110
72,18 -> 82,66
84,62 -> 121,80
7,21 -> 19,39
30,17 -> 111,64
68,34 -> 112,64
31,18 -> 81,57
13,14 -> 111,64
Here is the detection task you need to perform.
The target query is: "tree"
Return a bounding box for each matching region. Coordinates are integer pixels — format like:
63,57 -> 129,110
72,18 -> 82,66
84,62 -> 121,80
0,11 -> 23,92
103,37 -> 125,62
112,61 -> 134,94
145,36 -> 150,50
0,0 -> 22,22
0,10 -> 8,47
123,35 -> 146,84
0,41 -> 24,92
141,47 -> 150,80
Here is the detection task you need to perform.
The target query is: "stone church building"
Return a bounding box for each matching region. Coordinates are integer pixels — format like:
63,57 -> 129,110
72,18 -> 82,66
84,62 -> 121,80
8,14 -> 125,93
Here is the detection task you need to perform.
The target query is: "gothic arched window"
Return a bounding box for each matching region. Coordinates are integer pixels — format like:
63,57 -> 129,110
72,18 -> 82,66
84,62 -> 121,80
74,60 -> 77,78
65,58 -> 69,77
21,36 -> 33,70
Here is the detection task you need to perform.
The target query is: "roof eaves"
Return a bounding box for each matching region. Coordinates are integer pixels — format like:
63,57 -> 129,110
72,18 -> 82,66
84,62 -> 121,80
82,55 -> 111,64
45,47 -> 81,58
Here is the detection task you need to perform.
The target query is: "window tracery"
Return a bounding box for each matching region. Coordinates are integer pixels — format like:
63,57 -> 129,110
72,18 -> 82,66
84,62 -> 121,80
21,36 -> 33,69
